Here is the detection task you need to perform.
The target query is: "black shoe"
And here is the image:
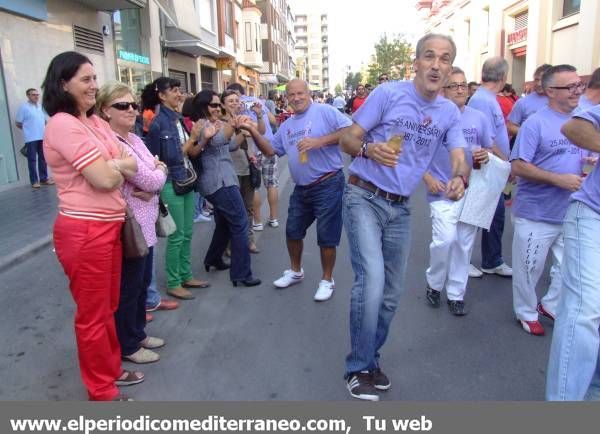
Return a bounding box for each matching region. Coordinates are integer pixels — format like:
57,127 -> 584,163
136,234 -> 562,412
346,371 -> 379,401
447,299 -> 467,316
371,368 -> 391,391
205,261 -> 231,272
232,277 -> 261,287
425,286 -> 441,308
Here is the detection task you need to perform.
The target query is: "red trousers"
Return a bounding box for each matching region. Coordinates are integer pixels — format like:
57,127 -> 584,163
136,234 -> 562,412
53,214 -> 123,401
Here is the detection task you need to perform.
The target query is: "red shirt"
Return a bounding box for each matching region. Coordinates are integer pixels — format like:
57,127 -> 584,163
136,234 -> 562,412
351,95 -> 367,113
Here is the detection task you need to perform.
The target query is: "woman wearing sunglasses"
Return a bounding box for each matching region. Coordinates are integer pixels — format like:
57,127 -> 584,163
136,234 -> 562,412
144,78 -> 210,300
42,52 -> 140,400
96,82 -> 174,365
189,90 -> 261,287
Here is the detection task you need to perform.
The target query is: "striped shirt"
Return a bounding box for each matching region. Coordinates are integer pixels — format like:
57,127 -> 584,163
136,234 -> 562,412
43,113 -> 126,222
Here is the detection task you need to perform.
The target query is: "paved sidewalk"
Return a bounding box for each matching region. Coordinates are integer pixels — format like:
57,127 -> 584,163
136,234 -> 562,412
0,184 -> 57,272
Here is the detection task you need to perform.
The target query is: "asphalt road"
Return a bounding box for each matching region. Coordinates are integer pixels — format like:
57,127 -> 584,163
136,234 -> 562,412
0,162 -> 554,401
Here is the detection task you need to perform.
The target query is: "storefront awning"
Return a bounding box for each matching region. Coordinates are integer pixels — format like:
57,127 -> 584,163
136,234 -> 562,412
75,0 -> 146,11
164,27 -> 219,57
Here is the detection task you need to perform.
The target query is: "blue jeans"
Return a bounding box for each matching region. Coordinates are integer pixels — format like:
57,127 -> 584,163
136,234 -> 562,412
145,251 -> 161,309
26,140 -> 48,184
546,201 -> 600,400
193,192 -> 207,219
481,197 -> 505,269
115,247 -> 153,356
205,186 -> 252,281
343,183 -> 411,375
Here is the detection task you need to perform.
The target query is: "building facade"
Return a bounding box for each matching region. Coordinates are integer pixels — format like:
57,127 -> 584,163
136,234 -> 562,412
0,0 -> 266,188
255,0 -> 295,95
417,0 -> 600,94
294,11 -> 328,92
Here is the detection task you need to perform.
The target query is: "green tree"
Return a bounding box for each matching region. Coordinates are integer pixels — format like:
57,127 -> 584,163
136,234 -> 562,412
344,72 -> 363,91
367,34 -> 413,84
334,83 -> 343,95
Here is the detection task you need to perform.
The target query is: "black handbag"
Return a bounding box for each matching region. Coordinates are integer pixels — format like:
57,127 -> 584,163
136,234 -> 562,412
245,150 -> 262,189
122,206 -> 149,258
172,156 -> 197,195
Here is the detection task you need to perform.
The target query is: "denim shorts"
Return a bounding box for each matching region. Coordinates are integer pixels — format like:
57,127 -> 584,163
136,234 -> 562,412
286,170 -> 344,247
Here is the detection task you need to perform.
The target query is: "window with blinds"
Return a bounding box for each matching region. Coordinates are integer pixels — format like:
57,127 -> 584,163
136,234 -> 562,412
515,12 -> 528,30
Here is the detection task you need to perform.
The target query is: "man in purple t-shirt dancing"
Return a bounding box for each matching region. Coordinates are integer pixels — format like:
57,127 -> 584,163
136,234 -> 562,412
510,65 -> 586,337
339,34 -> 470,401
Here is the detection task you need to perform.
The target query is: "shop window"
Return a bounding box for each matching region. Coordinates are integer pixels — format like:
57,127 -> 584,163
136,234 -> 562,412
201,67 -> 215,90
562,0 -> 581,17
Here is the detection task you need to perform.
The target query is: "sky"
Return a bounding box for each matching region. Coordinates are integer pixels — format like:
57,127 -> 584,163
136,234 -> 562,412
289,0 -> 423,89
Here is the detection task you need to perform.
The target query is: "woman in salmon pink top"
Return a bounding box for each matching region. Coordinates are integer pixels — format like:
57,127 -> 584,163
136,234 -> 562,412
42,52 -> 141,401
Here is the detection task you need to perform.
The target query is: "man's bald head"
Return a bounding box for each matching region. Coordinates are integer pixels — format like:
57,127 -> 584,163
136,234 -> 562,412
286,79 -> 310,94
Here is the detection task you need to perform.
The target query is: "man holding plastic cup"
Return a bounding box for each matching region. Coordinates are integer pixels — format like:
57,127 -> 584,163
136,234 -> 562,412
422,66 -> 496,316
339,34 -> 469,401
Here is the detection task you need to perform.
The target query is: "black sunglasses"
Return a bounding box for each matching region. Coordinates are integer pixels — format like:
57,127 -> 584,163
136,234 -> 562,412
208,103 -> 221,108
111,102 -> 139,111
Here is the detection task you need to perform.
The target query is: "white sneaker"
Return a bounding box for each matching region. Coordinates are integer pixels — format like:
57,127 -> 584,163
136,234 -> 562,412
252,222 -> 264,231
314,279 -> 335,301
267,218 -> 279,228
468,264 -> 483,278
482,262 -> 513,277
273,269 -> 304,288
193,213 -> 211,223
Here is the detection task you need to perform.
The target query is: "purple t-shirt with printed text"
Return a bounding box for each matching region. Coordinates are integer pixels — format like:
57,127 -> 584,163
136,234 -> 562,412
467,86 -> 510,157
349,81 -> 467,197
508,92 -> 548,126
571,105 -> 600,214
428,105 -> 495,202
271,102 -> 352,186
511,106 -> 585,224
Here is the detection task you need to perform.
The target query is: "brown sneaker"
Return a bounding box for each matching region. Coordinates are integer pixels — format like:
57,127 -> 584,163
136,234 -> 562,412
166,287 -> 195,300
40,179 -> 55,185
32,183 -> 41,189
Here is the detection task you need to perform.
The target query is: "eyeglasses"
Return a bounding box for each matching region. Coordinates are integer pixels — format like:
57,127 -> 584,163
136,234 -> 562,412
548,82 -> 586,94
443,83 -> 468,91
208,103 -> 222,108
111,102 -> 139,111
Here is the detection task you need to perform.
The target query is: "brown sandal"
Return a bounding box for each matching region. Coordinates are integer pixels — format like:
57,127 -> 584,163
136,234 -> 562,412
115,370 -> 144,386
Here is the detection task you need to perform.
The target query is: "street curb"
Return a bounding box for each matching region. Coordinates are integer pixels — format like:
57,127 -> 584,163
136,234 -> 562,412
0,233 -> 53,273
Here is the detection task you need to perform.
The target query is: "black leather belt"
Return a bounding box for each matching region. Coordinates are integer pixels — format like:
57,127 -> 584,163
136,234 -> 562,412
348,175 -> 408,203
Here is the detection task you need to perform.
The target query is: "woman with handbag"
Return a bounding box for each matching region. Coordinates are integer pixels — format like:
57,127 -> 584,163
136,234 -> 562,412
221,90 -> 260,254
189,90 -> 261,287
42,52 -> 141,400
144,78 -> 210,300
96,82 -> 175,364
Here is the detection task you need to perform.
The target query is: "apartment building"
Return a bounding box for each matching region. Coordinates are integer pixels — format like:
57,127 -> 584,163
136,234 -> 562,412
294,11 -> 329,92
417,0 -> 600,94
255,0 -> 295,94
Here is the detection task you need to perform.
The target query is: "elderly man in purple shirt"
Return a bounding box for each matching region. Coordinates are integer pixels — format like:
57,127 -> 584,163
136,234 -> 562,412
467,57 -> 513,278
546,103 -> 600,400
240,79 -> 352,302
339,34 -> 469,401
